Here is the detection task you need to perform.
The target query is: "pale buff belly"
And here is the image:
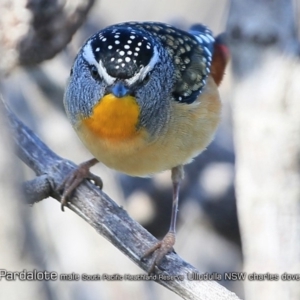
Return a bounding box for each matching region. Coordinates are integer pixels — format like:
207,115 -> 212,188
76,77 -> 221,176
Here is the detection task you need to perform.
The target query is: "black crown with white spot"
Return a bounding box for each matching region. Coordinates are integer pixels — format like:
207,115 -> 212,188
90,26 -> 154,79
87,22 -> 214,104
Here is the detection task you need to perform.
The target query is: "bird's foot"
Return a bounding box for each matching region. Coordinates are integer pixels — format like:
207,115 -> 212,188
142,231 -> 175,274
59,158 -> 101,211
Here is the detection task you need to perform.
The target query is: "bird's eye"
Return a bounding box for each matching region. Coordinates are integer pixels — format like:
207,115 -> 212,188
90,65 -> 100,80
143,72 -> 151,84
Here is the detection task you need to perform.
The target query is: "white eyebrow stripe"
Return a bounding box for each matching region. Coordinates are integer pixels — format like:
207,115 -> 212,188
98,60 -> 116,85
125,46 -> 159,86
82,40 -> 116,85
82,41 -> 97,65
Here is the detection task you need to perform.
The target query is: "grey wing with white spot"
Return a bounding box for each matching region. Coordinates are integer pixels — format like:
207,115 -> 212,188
131,22 -> 215,104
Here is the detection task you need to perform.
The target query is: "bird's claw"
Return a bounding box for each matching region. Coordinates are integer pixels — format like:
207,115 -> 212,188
141,231 -> 176,274
58,159 -> 102,211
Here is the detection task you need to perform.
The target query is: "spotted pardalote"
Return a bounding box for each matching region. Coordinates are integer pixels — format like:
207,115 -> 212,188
62,21 -> 228,273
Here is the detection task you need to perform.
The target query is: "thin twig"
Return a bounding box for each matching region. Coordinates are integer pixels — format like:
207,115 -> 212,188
2,100 -> 240,300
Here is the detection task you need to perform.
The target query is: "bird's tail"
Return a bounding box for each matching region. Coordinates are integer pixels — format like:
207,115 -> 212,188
210,33 -> 229,86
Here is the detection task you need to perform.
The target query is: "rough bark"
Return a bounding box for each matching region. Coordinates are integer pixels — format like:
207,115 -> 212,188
2,99 -> 241,300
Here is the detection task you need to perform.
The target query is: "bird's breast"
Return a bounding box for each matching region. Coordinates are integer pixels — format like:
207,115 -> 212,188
82,93 -> 140,141
77,76 -> 221,176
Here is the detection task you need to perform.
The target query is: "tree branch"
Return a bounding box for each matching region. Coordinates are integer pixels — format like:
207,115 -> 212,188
2,99 -> 240,300
0,0 -> 95,75
23,176 -> 52,204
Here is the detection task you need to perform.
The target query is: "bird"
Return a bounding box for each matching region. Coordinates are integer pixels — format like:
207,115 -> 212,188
62,21 -> 228,273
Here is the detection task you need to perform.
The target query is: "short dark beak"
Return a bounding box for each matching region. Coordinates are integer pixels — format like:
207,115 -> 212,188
110,82 -> 130,98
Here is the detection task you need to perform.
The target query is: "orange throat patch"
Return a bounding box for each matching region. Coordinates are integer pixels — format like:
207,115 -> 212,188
82,94 -> 140,141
